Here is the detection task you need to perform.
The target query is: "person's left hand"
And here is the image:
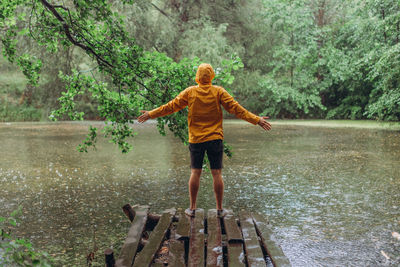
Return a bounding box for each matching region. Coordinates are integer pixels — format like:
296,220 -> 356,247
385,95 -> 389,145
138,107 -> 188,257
258,116 -> 271,131
138,110 -> 150,123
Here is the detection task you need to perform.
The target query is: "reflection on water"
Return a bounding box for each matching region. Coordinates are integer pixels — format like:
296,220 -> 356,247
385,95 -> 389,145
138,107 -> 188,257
0,121 -> 399,266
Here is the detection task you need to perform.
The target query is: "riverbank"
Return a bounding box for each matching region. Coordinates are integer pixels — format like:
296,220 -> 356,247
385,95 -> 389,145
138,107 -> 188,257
1,119 -> 400,131
227,119 -> 400,131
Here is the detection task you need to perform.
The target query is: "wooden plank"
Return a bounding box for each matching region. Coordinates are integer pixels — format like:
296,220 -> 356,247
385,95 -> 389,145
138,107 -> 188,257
122,204 -> 137,222
188,208 -> 205,267
168,239 -> 186,267
168,212 -> 188,266
206,209 -> 223,266
227,243 -> 246,267
252,214 -> 291,267
116,206 -> 149,267
224,210 -> 245,266
133,209 -> 176,267
175,210 -> 191,240
239,211 -> 266,267
224,210 -> 243,243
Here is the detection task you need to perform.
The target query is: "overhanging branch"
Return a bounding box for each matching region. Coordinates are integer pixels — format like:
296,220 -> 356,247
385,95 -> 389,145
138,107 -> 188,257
39,0 -> 114,68
38,0 -> 162,108
150,3 -> 172,21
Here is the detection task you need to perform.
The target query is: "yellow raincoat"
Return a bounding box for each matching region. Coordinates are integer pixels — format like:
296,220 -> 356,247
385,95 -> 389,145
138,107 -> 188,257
149,63 -> 260,143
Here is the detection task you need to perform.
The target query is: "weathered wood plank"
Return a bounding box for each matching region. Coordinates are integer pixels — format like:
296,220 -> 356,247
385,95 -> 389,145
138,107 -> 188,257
168,211 -> 189,266
188,208 -> 205,267
206,209 -> 223,266
114,207 -> 290,267
122,204 -> 136,222
224,210 -> 243,243
239,211 -> 266,267
175,210 -> 191,240
224,210 -> 245,266
133,209 -> 176,267
116,206 -> 149,267
228,243 -> 246,267
252,214 -> 291,267
168,239 -> 186,267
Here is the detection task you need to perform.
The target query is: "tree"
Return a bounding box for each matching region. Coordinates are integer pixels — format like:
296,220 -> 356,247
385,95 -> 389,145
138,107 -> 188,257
2,0 -> 399,128
320,0 -> 400,120
253,0 -> 327,118
0,0 -> 241,153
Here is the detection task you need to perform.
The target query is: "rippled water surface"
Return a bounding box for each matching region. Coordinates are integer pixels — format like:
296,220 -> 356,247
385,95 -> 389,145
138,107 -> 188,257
1,121 -> 399,266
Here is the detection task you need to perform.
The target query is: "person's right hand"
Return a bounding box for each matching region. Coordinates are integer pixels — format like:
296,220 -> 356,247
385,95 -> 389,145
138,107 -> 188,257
258,116 -> 271,131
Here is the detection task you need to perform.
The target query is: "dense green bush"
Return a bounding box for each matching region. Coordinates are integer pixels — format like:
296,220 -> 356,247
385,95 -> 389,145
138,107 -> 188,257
365,44 -> 400,121
0,99 -> 42,122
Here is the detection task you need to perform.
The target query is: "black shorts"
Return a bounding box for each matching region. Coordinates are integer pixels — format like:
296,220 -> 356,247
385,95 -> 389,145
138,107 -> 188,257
189,139 -> 223,169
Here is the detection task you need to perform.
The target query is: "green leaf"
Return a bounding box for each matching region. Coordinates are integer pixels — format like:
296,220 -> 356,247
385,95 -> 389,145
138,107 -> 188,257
8,218 -> 17,227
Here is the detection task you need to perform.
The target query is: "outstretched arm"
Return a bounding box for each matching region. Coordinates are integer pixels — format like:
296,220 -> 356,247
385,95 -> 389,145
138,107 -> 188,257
137,88 -> 189,123
220,88 -> 271,131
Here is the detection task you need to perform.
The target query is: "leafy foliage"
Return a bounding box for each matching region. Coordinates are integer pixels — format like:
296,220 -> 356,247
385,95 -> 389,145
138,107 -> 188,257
1,0 -> 241,154
365,43 -> 400,120
0,100 -> 42,122
319,0 -> 400,120
0,207 -> 53,266
1,0 -> 400,153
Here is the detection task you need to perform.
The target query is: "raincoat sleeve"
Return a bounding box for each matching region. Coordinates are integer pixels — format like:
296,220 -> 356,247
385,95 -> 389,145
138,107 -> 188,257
219,88 -> 260,125
149,88 -> 189,119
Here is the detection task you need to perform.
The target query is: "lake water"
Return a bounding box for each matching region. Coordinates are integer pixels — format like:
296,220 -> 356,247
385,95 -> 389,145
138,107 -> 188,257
0,121 -> 399,266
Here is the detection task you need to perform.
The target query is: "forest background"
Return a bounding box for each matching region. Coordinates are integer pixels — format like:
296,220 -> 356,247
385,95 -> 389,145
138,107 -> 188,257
1,0 -> 399,123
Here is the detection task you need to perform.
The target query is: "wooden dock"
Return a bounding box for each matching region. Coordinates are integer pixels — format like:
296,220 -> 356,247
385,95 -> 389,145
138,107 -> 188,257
105,204 -> 291,267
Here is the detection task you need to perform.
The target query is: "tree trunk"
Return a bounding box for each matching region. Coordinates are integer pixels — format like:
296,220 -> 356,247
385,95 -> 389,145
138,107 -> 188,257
315,0 -> 326,82
170,0 -> 190,62
382,8 -> 387,43
19,84 -> 34,105
290,31 -> 294,88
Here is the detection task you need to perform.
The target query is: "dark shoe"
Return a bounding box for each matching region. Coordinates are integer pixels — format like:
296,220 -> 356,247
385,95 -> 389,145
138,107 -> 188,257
185,208 -> 195,217
217,209 -> 228,218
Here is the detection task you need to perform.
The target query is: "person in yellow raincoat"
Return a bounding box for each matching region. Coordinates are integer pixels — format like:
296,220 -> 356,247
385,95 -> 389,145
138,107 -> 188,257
138,63 -> 271,217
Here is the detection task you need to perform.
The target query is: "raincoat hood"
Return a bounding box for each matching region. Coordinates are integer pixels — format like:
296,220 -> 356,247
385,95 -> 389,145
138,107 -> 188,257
195,63 -> 215,86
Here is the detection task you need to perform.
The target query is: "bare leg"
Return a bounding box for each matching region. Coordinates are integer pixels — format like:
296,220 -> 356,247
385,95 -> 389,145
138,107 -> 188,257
211,169 -> 224,210
189,168 -> 202,210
